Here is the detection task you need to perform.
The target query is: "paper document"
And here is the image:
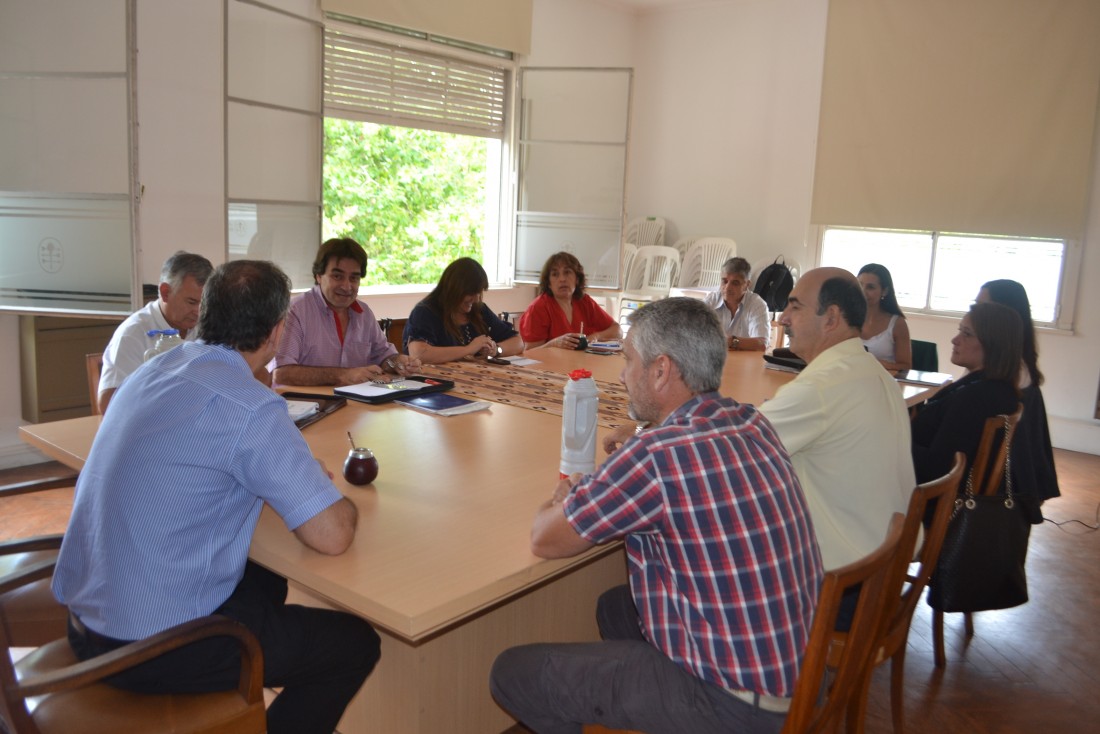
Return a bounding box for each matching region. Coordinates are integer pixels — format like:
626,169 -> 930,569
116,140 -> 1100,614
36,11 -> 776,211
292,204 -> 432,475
285,400 -> 319,420
335,379 -> 433,399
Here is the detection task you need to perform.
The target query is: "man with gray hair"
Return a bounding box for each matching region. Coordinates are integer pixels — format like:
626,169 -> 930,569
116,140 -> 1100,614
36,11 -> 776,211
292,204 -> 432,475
702,256 -> 772,351
490,297 -> 822,734
98,250 -> 214,412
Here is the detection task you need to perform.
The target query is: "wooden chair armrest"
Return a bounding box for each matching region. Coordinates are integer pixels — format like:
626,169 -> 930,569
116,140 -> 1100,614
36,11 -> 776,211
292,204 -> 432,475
14,615 -> 264,703
0,475 -> 79,498
0,557 -> 58,595
0,534 -> 64,556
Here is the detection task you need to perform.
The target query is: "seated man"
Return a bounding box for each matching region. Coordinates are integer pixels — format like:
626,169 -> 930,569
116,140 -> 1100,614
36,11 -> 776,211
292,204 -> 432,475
53,260 -> 381,734
98,250 -> 213,412
490,297 -> 822,734
702,256 -> 772,351
760,267 -> 914,571
273,237 -> 420,386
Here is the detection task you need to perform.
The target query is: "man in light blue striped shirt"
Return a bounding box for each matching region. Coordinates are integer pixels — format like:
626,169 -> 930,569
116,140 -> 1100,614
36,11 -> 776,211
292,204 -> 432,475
53,260 -> 379,734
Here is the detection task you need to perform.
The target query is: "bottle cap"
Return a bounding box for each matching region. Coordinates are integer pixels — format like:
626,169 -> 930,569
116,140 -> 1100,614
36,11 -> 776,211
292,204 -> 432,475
163,329 -> 180,336
146,329 -> 162,337
568,369 -> 592,380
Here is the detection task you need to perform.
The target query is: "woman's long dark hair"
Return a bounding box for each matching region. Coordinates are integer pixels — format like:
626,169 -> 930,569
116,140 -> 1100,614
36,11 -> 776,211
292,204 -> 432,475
858,263 -> 904,317
968,302 -> 1023,390
982,279 -> 1042,386
538,251 -> 587,300
422,257 -> 490,341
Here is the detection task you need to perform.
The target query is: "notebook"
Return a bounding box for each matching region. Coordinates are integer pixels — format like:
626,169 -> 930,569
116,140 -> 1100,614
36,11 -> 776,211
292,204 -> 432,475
395,392 -> 491,417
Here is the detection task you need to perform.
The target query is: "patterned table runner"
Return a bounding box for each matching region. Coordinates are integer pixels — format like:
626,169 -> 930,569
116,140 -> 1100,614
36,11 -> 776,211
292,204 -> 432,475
420,360 -> 632,428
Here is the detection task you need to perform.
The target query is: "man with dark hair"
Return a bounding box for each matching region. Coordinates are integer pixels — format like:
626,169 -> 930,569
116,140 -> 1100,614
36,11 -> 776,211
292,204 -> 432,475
98,250 -> 214,412
490,297 -> 822,734
760,266 -> 913,571
53,260 -> 380,734
273,237 -> 420,386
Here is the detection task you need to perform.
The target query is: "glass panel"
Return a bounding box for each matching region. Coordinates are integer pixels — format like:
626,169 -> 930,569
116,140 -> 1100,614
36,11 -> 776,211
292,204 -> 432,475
521,69 -> 630,143
819,228 -> 933,309
228,202 -> 320,289
518,144 -> 626,218
516,69 -> 631,288
0,1 -> 125,72
930,235 -> 1064,322
0,78 -> 129,194
228,101 -> 321,202
0,195 -> 132,314
228,0 -> 321,113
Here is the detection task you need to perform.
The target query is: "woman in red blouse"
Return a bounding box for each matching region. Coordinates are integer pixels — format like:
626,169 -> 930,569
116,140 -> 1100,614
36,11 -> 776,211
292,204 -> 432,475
519,252 -> 621,349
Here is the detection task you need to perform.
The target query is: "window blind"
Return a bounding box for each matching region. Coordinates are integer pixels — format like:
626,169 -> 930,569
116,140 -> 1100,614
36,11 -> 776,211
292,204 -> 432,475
811,0 -> 1100,241
324,28 -> 507,138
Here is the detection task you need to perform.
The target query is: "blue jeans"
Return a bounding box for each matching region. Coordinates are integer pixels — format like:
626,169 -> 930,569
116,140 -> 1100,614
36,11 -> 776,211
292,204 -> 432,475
489,585 -> 786,734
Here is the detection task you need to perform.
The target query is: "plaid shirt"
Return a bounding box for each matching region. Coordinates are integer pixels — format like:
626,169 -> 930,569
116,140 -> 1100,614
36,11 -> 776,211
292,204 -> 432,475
564,392 -> 822,697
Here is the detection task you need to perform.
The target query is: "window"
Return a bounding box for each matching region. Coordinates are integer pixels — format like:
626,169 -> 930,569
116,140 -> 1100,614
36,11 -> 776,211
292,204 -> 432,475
817,226 -> 1070,326
321,23 -> 511,287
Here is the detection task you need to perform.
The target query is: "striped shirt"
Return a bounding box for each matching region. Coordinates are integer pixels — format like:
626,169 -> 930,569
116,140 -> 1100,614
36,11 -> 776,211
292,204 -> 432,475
564,393 -> 822,697
273,285 -> 397,373
53,342 -> 343,640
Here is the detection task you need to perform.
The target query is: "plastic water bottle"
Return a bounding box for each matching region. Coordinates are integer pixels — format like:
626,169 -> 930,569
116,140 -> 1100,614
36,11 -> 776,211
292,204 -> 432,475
560,369 -> 599,479
143,329 -> 183,362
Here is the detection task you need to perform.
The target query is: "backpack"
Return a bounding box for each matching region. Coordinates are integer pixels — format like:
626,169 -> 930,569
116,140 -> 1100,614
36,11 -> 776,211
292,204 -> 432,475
753,256 -> 795,312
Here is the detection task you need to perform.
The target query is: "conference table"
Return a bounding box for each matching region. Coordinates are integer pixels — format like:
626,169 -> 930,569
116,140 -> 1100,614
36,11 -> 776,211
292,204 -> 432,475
18,349 -> 937,734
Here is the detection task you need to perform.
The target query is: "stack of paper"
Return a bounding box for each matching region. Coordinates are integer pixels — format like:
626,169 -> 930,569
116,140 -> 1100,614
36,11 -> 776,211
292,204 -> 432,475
285,400 -> 319,420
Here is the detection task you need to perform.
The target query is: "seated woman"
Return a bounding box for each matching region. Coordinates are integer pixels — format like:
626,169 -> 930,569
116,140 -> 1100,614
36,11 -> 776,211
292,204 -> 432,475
701,257 -> 771,351
976,279 -> 1060,522
403,257 -> 524,364
858,263 -> 912,371
911,302 -> 1022,487
519,252 -> 621,349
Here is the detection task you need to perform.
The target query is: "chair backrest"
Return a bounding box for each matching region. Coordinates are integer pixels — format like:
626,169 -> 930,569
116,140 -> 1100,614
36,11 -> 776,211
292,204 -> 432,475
677,237 -> 737,288
882,453 -> 966,654
782,513 -> 906,734
669,236 -> 698,264
621,246 -> 681,301
85,353 -> 104,416
970,405 -> 1024,496
911,340 -> 939,372
624,217 -> 666,249
621,243 -> 638,290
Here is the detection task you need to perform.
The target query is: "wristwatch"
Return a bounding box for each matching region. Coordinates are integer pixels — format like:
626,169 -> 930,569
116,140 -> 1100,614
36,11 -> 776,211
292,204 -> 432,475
730,337 -> 741,351
634,422 -> 648,436
382,356 -> 398,372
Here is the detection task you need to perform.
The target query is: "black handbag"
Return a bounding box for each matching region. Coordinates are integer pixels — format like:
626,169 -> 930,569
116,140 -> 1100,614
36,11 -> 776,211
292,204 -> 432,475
928,417 -> 1030,613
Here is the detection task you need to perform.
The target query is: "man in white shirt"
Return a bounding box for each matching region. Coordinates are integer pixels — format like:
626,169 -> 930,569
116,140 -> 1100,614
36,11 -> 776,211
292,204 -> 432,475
759,267 -> 914,570
702,257 -> 771,351
98,251 -> 212,413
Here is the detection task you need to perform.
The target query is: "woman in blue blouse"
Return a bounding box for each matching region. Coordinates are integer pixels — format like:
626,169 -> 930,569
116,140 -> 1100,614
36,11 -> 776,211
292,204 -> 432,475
403,257 -> 524,364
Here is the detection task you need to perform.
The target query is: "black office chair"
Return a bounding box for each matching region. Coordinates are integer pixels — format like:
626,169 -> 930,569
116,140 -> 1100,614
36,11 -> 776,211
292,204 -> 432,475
911,340 -> 939,372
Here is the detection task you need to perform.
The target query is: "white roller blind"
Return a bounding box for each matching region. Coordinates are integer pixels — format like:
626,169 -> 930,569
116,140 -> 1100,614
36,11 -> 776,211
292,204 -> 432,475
812,0 -> 1100,241
324,28 -> 506,138
321,0 -> 532,55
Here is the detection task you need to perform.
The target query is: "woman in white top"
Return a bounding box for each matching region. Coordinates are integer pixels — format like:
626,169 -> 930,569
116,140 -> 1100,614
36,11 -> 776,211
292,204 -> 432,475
858,263 -> 912,371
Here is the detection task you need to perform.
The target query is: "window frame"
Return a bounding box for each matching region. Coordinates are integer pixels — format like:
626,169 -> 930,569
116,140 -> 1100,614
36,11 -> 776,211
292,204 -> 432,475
811,224 -> 1081,331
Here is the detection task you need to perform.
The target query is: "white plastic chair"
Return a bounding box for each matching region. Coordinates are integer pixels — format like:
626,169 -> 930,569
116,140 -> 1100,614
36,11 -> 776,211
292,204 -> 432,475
618,245 -> 681,325
624,217 -> 666,249
669,236 -> 698,265
678,237 -> 738,288
622,243 -> 638,291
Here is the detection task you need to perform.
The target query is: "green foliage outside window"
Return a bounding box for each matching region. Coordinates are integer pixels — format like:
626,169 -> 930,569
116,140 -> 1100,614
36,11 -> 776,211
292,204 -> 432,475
323,118 -> 489,286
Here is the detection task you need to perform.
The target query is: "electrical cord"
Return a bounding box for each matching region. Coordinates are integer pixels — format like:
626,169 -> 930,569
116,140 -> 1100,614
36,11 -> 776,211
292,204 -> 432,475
1043,501 -> 1100,532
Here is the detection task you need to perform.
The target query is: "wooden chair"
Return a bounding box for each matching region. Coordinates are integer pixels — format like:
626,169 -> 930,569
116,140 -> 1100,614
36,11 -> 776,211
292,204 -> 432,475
85,353 -> 104,416
932,406 -> 1023,668
0,603 -> 266,734
842,453 -> 965,734
781,513 -> 906,734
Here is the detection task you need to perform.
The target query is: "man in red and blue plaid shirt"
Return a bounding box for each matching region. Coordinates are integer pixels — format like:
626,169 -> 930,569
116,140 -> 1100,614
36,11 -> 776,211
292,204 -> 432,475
491,297 -> 823,734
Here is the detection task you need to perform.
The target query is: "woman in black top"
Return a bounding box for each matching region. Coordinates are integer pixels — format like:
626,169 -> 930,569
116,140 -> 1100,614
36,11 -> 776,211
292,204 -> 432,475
976,280 -> 1060,521
911,302 -> 1022,488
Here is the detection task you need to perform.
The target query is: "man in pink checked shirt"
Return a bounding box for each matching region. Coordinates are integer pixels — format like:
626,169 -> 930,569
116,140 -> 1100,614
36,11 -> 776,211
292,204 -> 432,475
272,237 -> 420,386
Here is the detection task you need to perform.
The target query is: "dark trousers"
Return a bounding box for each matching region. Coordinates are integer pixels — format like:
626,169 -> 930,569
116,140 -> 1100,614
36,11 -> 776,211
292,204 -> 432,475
489,585 -> 785,734
68,562 -> 380,734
